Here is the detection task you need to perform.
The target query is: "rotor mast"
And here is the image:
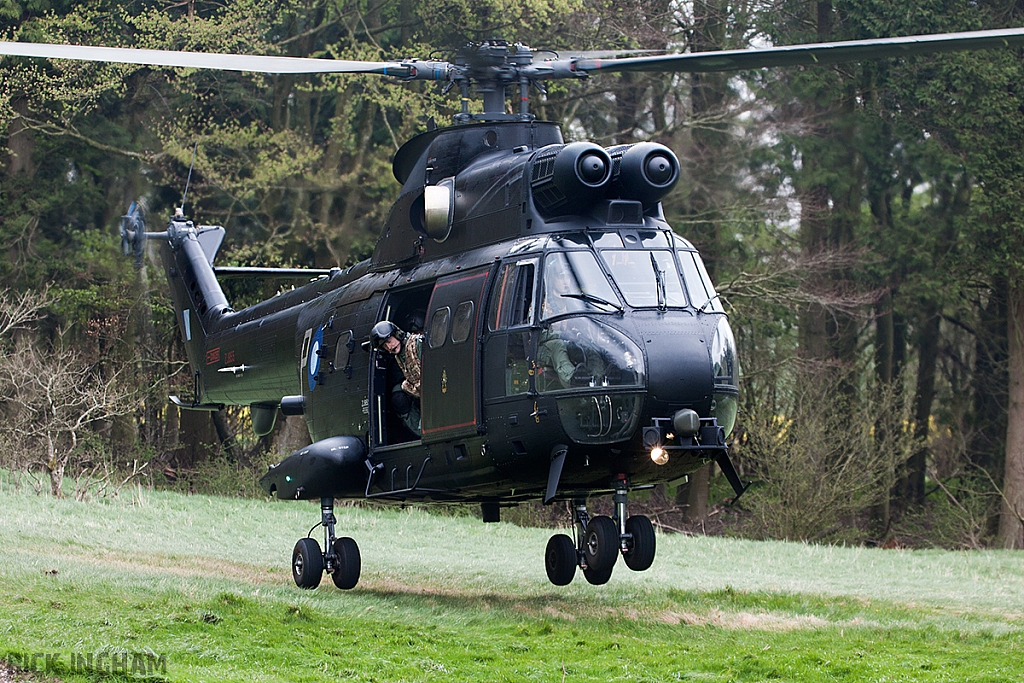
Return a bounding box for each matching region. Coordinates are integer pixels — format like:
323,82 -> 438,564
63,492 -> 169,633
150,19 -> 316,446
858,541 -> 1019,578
452,40 -> 572,123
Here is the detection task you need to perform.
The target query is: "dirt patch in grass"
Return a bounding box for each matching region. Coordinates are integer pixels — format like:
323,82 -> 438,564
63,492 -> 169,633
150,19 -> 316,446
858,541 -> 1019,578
0,661 -> 57,683
657,609 -> 831,630
45,546 -> 288,587
349,576 -> 846,628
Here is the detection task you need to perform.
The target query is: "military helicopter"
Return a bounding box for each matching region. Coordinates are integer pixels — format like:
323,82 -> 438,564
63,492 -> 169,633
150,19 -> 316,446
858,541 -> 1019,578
4,26 -> 1024,589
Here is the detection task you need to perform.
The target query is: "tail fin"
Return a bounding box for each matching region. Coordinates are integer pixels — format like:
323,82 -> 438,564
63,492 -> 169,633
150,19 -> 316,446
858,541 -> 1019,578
159,216 -> 231,391
122,205 -> 231,405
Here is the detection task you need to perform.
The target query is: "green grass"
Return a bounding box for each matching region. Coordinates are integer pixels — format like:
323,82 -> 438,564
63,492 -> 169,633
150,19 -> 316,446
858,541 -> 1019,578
0,484 -> 1022,682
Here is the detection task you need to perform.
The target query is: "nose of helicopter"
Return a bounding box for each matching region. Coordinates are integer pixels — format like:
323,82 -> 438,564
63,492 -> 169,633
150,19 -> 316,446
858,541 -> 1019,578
634,314 -> 715,420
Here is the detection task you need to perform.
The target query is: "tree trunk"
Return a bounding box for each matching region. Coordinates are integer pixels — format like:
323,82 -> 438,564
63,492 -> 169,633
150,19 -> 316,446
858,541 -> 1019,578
997,280 -> 1024,548
268,415 -> 311,457
677,463 -> 710,523
175,409 -> 219,469
211,410 -> 241,465
6,98 -> 36,177
869,291 -> 894,538
908,304 -> 940,505
798,186 -> 830,360
675,0 -> 728,524
970,278 -> 1008,473
46,434 -> 64,498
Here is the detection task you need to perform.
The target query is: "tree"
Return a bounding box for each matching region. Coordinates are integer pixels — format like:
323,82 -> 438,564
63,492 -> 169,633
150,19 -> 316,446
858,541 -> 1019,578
0,289 -> 133,496
873,0 -> 1024,547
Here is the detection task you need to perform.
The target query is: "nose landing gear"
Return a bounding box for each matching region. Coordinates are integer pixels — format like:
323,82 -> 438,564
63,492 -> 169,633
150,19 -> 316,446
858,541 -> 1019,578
543,477 -> 657,586
291,497 -> 362,590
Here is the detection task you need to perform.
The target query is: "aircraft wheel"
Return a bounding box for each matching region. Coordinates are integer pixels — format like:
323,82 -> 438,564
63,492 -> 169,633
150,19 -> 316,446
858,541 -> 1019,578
623,515 -> 656,572
545,534 -> 577,586
292,538 -> 324,589
331,537 -> 361,590
583,515 -> 618,574
583,564 -> 613,586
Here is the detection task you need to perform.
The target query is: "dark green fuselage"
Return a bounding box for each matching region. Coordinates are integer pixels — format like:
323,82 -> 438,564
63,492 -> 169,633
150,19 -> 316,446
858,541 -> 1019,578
160,121 -> 739,504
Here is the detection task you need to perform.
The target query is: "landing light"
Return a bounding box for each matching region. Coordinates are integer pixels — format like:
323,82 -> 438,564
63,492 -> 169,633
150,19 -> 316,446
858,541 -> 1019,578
650,447 -> 668,465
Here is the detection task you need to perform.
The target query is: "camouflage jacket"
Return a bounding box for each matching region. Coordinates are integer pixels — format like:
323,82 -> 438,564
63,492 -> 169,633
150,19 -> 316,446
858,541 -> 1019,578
396,333 -> 423,398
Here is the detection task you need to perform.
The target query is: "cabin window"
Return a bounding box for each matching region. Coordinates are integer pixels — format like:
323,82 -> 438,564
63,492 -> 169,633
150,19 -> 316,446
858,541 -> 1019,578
540,251 -> 621,319
508,262 -> 535,326
671,233 -> 695,250
487,259 -> 536,330
601,250 -> 686,308
428,307 -> 450,348
451,301 -> 474,344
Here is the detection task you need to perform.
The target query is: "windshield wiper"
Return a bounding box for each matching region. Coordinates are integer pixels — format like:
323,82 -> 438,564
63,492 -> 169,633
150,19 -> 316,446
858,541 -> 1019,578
698,293 -> 721,313
561,292 -> 624,313
650,253 -> 667,311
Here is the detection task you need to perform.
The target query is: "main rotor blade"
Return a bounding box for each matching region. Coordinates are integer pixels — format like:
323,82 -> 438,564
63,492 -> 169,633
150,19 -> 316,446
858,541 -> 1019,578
0,41 -> 415,76
574,27 -> 1024,73
559,49 -> 663,60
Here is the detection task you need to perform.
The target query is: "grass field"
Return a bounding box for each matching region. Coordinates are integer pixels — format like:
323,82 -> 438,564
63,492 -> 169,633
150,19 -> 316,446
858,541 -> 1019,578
0,483 -> 1022,682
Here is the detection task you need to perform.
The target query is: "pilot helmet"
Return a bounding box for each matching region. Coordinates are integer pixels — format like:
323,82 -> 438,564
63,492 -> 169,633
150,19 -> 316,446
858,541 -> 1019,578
370,320 -> 403,349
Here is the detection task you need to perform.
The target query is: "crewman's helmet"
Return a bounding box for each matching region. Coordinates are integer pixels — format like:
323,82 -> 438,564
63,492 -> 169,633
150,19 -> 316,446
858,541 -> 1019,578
370,320 -> 400,350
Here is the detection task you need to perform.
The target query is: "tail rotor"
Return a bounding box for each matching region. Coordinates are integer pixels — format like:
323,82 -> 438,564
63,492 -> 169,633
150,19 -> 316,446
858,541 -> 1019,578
120,201 -> 148,269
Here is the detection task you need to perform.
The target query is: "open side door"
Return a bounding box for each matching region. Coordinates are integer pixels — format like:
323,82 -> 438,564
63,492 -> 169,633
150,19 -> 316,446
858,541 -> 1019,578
421,266 -> 491,443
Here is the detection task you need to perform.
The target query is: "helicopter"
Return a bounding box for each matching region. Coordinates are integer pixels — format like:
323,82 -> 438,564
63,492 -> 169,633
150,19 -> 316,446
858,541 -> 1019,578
4,26 -> 1024,590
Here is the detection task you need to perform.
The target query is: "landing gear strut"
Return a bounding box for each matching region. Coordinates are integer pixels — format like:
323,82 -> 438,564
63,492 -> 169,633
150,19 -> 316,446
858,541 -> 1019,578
543,477 -> 657,586
291,497 -> 361,590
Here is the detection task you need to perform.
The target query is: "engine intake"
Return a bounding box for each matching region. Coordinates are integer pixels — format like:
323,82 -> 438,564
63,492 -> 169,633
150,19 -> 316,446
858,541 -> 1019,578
529,142 -> 613,216
607,142 -> 679,209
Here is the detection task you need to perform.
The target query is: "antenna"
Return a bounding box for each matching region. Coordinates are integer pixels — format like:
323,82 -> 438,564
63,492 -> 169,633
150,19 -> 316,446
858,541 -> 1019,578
180,142 -> 198,214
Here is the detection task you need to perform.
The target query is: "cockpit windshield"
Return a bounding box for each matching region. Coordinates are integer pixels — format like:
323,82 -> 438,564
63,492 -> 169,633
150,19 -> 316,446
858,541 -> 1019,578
600,251 -> 686,308
540,251 -> 622,319
536,317 -> 644,393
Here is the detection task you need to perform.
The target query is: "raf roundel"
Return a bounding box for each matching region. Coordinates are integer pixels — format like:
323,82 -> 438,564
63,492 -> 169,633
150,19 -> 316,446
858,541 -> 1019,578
308,326 -> 324,392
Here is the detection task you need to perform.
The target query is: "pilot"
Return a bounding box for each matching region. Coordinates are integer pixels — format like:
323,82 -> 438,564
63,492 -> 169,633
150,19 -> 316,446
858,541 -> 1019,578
538,329 -> 576,390
370,320 -> 423,437
541,255 -> 574,319
537,258 -> 589,389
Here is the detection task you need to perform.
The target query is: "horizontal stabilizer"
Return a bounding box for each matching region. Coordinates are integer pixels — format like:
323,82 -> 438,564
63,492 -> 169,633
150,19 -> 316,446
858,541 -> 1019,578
170,395 -> 223,412
213,266 -> 336,280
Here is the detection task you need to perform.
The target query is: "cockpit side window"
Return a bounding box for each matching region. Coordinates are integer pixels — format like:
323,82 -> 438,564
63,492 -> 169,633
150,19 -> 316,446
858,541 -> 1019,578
508,261 -> 535,326
678,250 -> 723,312
487,259 -> 537,331
487,264 -> 512,331
692,253 -> 723,312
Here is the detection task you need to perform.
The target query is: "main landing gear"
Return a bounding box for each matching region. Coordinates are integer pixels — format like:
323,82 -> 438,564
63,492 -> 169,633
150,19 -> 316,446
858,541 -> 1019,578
292,497 -> 361,590
544,477 -> 656,586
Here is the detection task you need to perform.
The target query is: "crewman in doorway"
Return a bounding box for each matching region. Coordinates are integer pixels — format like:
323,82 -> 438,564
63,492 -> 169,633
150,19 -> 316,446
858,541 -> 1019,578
370,320 -> 423,437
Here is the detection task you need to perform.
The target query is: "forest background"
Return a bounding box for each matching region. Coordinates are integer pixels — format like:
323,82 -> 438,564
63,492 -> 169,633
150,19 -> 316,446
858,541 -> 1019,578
2,0 -> 1024,551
